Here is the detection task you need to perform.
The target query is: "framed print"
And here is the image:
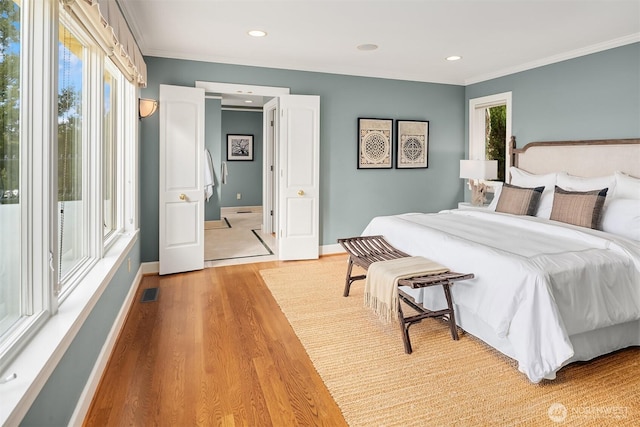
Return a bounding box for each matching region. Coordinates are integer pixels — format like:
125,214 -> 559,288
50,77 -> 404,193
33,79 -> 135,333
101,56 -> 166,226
396,120 -> 429,168
227,134 -> 254,161
358,118 -> 393,169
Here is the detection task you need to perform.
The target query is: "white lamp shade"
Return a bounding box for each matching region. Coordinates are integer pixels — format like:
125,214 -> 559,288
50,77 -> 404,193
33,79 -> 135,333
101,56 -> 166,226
459,159 -> 498,180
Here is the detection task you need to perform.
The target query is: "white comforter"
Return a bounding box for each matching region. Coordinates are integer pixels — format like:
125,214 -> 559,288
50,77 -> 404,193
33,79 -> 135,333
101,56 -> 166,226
362,210 -> 640,383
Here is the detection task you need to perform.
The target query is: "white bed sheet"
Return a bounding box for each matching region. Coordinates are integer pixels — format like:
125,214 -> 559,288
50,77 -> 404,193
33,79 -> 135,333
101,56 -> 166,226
362,210 -> 640,383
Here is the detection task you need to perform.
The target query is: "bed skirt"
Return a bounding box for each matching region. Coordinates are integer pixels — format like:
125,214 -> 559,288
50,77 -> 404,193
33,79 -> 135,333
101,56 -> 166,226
401,285 -> 639,380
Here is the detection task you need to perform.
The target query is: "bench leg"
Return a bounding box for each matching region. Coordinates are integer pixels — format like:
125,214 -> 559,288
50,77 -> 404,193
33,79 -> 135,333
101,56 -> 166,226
442,282 -> 459,341
398,300 -> 413,354
343,258 -> 355,297
343,257 -> 367,297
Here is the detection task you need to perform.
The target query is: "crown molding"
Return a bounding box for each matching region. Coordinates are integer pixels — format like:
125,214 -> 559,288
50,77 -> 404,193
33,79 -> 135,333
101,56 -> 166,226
465,33 -> 640,86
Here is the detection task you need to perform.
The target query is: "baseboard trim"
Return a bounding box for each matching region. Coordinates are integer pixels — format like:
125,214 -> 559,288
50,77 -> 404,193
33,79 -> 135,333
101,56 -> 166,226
221,205 -> 262,216
68,266 -> 143,426
141,261 -> 159,274
319,243 -> 346,256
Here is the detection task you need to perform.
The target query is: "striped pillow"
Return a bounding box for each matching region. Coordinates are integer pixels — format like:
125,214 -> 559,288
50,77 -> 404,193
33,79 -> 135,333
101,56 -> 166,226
495,183 -> 544,216
550,186 -> 608,229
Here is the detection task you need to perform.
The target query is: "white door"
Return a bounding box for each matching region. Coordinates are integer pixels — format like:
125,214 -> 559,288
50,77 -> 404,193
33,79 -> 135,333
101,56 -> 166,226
277,95 -> 320,260
159,84 -> 205,275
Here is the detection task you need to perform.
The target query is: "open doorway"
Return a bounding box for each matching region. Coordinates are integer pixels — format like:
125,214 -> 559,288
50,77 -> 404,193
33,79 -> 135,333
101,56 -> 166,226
196,81 -> 289,265
204,108 -> 275,265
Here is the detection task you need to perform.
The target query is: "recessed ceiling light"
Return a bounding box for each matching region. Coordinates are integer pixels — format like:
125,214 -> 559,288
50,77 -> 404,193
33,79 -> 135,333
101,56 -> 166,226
357,44 -> 378,51
446,55 -> 462,61
244,100 -> 253,104
248,30 -> 267,37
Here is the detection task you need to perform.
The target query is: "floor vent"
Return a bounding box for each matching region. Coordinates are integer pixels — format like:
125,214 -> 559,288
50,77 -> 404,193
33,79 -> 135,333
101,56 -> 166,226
141,287 -> 159,303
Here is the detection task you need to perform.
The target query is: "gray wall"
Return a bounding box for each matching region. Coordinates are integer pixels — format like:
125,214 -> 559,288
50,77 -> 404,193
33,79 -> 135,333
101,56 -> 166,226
139,43 -> 639,263
221,110 -> 264,207
22,239 -> 141,426
140,57 -> 466,262
465,43 -> 640,150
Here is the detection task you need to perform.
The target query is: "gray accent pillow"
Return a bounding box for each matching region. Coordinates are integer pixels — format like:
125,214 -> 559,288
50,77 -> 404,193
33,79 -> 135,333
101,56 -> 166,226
550,186 -> 608,229
495,183 -> 544,216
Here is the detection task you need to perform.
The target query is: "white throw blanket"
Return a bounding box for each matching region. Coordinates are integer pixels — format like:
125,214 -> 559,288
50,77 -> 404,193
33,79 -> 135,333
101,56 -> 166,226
364,256 -> 449,323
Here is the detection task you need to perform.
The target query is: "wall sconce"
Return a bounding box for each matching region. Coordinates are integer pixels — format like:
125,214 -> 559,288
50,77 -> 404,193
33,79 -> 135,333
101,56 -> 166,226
460,159 -> 498,206
139,98 -> 158,119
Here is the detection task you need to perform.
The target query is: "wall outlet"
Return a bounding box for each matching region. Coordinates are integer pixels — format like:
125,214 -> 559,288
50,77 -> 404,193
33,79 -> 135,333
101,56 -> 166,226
236,193 -> 241,200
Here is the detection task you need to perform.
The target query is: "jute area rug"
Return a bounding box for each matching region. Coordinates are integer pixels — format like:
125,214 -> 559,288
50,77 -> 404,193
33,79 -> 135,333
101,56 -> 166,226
259,259 -> 639,426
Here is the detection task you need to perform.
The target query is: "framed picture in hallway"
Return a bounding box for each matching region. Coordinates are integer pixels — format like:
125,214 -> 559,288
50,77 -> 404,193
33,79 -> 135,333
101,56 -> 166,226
227,134 -> 254,161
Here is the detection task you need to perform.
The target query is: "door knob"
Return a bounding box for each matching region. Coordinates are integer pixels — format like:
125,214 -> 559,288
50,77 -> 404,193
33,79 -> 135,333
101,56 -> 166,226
297,190 -> 305,196
179,193 -> 186,200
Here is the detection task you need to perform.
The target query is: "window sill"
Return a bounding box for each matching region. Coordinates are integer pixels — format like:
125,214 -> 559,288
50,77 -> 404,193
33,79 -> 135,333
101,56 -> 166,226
0,230 -> 139,426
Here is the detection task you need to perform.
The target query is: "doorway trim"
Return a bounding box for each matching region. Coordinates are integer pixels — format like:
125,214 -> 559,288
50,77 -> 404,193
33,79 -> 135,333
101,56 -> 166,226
468,91 -> 512,180
195,81 -> 290,98
263,98 -> 278,234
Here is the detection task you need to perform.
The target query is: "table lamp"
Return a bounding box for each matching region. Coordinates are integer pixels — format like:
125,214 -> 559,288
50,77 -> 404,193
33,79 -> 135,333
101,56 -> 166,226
459,160 -> 498,206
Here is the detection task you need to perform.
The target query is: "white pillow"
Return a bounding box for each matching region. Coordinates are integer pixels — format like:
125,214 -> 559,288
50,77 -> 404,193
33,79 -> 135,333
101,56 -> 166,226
613,171 -> 640,200
487,182 -> 503,211
601,198 -> 640,241
556,173 -> 615,206
509,167 -> 557,219
556,173 -> 615,192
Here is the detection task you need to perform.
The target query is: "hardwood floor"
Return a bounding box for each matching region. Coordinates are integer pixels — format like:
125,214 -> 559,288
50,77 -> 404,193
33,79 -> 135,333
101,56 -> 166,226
84,257 -> 347,426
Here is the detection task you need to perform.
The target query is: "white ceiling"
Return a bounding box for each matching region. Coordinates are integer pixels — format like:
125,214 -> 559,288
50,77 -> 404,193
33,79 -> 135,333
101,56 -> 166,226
120,0 -> 640,88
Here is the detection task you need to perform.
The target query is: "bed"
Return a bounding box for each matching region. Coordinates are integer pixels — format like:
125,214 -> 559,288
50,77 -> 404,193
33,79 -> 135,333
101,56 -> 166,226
361,138 -> 640,383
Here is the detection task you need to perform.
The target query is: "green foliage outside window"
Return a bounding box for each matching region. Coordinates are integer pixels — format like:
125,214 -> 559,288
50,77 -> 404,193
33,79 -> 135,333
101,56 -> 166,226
485,105 -> 506,182
58,86 -> 82,202
0,0 -> 20,204
58,26 -> 83,203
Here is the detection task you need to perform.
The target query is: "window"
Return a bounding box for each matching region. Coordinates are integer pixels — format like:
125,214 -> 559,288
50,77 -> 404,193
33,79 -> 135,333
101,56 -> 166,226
58,19 -> 87,287
0,0 -> 21,339
469,92 -> 512,183
103,65 -> 117,239
0,1 -> 142,420
0,0 -> 140,387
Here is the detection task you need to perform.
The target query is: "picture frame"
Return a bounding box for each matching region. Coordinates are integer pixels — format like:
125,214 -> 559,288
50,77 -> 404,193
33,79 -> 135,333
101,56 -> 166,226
227,134 -> 254,161
396,120 -> 429,168
357,118 -> 393,169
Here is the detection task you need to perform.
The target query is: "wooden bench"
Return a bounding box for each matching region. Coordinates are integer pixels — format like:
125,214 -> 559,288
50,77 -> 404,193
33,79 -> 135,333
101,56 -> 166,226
337,235 -> 474,354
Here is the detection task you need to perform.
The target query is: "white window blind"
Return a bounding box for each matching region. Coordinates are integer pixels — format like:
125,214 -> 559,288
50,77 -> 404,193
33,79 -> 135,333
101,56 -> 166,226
63,0 -> 147,87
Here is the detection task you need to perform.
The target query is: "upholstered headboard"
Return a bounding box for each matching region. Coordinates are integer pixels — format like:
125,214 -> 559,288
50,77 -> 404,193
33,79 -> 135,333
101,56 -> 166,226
511,138 -> 640,178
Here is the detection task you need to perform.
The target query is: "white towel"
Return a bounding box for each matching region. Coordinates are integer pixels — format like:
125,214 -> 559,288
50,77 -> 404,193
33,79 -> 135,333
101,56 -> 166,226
364,257 -> 449,324
204,148 -> 214,201
221,161 -> 228,184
